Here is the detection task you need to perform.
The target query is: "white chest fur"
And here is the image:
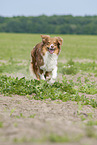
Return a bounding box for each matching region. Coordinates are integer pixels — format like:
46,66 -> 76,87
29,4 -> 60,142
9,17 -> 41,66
40,51 -> 58,72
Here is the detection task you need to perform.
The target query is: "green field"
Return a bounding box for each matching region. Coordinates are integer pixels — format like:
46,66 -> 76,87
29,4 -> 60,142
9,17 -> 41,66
0,33 -> 97,76
0,33 -> 97,144
0,33 -> 97,61
0,32 -> 97,79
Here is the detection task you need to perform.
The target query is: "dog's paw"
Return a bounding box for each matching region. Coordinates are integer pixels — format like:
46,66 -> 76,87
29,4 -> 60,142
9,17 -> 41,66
48,78 -> 55,85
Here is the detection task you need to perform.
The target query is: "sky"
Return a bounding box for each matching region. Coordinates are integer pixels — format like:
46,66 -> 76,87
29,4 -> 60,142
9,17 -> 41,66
0,0 -> 97,17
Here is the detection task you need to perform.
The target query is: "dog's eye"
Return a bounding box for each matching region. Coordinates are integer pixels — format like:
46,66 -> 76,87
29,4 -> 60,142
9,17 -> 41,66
54,43 -> 57,46
47,42 -> 50,45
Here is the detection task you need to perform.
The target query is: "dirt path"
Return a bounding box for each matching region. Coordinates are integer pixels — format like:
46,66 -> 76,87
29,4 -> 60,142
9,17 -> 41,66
0,94 -> 97,145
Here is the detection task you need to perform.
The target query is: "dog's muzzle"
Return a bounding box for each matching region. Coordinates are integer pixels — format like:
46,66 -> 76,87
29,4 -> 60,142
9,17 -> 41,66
48,44 -> 55,54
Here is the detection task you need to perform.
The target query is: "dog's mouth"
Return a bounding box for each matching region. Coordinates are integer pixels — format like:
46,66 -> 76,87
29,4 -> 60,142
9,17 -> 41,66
48,48 -> 55,54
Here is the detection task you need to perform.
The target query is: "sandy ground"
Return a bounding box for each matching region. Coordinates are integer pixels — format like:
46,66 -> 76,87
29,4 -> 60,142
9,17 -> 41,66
0,94 -> 97,145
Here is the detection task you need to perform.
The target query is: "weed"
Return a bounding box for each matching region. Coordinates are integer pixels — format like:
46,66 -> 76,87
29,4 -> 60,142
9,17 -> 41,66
0,59 -> 26,73
26,95 -> 35,100
47,134 -> 70,143
13,137 -> 36,143
60,60 -> 97,75
62,60 -> 78,75
0,122 -> 3,128
79,82 -> 97,95
62,65 -> 78,75
77,102 -> 83,115
0,75 -> 76,99
86,120 -> 97,126
75,75 -> 97,95
10,108 -> 16,116
28,114 -> 36,118
14,122 -> 18,127
80,115 -> 86,121
0,75 -> 97,108
16,113 -> 26,119
87,113 -> 93,119
13,134 -> 83,143
85,127 -> 97,138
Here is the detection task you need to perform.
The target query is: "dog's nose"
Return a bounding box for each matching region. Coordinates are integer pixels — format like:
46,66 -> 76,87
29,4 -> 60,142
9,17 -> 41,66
50,44 -> 54,48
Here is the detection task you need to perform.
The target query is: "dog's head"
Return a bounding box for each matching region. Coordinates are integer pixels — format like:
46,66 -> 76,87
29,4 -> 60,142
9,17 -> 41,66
41,35 -> 63,55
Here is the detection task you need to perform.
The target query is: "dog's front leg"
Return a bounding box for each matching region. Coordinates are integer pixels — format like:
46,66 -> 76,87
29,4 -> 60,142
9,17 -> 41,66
49,66 -> 57,84
39,70 -> 45,80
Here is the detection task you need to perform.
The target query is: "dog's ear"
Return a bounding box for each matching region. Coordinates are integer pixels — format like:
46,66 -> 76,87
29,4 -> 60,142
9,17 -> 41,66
41,35 -> 50,43
57,37 -> 63,45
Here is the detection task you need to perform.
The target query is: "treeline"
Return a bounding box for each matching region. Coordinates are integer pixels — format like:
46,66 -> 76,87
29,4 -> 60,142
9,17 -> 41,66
0,15 -> 97,34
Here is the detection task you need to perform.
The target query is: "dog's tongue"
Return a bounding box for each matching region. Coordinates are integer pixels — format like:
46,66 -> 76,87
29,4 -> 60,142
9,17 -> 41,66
49,49 -> 54,54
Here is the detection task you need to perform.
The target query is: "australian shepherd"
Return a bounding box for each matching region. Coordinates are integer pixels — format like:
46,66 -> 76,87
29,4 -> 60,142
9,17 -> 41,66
30,35 -> 63,84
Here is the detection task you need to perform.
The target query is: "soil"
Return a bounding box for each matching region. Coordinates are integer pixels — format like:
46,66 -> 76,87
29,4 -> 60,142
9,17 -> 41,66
0,94 -> 97,145
0,59 -> 97,145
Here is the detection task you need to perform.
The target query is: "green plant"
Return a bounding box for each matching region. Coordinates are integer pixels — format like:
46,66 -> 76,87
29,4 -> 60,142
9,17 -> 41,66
62,60 -> 78,75
26,95 -> 34,100
10,108 -> 16,116
85,127 -> 97,138
86,120 -> 97,126
0,122 -> 3,128
16,113 -> 25,119
60,60 -> 97,75
14,122 -> 18,127
79,82 -> 97,95
77,102 -> 83,115
29,114 -> 36,118
0,75 -> 97,108
47,134 -> 70,143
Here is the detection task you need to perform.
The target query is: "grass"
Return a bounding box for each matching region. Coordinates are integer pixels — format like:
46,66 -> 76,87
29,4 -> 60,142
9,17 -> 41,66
87,120 -> 97,126
10,108 -> 16,116
0,33 -> 97,77
0,33 -> 39,61
0,122 -> 3,128
0,59 -> 27,73
13,133 -> 83,143
0,33 -> 97,61
0,75 -> 97,108
58,59 -> 97,75
61,35 -> 97,60
0,75 -> 76,98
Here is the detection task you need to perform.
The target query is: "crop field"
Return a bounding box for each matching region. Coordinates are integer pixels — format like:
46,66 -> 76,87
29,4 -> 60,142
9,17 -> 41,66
0,33 -> 97,145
